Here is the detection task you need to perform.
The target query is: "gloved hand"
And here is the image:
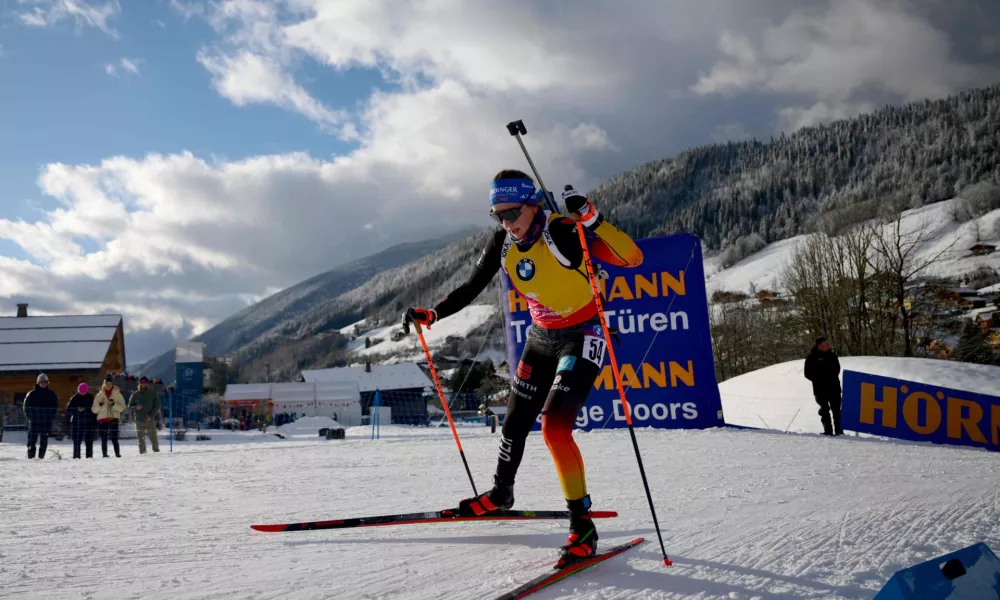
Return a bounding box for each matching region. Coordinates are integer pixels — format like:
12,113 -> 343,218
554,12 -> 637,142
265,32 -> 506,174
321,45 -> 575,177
561,185 -> 598,225
404,307 -> 437,329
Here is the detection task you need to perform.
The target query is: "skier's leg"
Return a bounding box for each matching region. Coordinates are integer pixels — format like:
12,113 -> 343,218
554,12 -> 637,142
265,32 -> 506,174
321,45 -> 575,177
457,332 -> 556,516
541,330 -> 602,564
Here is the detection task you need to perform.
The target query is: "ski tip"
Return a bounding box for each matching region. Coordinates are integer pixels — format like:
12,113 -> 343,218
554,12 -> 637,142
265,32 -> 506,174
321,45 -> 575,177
250,524 -> 284,532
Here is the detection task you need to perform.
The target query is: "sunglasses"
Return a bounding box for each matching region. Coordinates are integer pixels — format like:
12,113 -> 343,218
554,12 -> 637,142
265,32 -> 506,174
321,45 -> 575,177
490,205 -> 526,224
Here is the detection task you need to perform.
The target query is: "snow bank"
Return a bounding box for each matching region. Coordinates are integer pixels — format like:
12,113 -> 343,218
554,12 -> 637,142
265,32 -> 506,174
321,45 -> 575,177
276,415 -> 342,435
720,356 -> 1000,434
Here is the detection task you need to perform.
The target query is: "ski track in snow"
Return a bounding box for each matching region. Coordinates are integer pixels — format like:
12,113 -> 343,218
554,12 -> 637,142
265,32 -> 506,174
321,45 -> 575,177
2,424 -> 998,600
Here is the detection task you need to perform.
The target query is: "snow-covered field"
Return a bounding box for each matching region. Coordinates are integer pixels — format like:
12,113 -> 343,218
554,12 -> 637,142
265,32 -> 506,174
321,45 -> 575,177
4,389 -> 1000,599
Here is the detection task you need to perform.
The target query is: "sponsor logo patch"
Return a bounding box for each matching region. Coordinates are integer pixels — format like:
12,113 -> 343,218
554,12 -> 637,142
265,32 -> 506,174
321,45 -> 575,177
516,257 -> 536,281
516,361 -> 532,380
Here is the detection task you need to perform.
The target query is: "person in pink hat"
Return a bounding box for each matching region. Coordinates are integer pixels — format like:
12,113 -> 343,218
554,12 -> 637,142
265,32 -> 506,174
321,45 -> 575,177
65,382 -> 96,458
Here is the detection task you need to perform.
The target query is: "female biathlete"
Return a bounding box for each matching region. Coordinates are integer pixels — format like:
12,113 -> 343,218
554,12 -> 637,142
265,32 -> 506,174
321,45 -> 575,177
405,169 -> 643,565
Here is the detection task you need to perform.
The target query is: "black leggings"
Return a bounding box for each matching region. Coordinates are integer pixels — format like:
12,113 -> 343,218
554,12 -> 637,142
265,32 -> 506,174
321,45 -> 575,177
495,320 -> 605,501
98,421 -> 120,457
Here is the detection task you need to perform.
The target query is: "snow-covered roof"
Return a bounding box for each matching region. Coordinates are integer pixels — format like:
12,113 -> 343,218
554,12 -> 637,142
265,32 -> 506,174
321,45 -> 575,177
302,363 -> 433,392
270,382 -> 315,402
0,314 -> 122,372
224,381 -> 362,403
224,384 -> 271,401
315,380 -> 361,401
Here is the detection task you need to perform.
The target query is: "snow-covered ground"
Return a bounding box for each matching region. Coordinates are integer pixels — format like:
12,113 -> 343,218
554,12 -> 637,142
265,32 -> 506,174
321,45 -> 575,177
5,376 -> 1000,599
705,199 -> 1000,296
720,356 -> 1000,434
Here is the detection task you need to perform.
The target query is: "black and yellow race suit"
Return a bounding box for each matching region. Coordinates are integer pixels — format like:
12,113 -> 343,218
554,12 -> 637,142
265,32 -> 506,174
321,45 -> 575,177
434,210 -> 642,501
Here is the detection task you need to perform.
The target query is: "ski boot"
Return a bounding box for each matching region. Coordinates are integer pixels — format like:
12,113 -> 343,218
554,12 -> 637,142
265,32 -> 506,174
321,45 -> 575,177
456,475 -> 514,517
556,495 -> 599,568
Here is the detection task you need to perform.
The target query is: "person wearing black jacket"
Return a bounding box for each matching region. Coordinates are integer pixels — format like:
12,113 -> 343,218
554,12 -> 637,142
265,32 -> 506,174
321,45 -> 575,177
65,383 -> 97,459
804,337 -> 843,436
23,373 -> 60,459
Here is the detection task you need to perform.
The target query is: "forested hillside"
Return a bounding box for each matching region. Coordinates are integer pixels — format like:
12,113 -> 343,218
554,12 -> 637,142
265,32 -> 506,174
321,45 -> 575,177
592,85 -> 1000,249
141,84 -> 1000,383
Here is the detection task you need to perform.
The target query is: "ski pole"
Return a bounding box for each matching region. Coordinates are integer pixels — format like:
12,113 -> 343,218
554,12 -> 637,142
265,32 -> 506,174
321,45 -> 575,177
573,219 -> 671,566
506,120 -> 560,213
403,316 -> 479,496
506,118 -> 672,567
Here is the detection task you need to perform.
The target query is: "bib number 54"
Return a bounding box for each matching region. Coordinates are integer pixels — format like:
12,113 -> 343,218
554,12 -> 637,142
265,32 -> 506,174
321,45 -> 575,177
583,336 -> 606,366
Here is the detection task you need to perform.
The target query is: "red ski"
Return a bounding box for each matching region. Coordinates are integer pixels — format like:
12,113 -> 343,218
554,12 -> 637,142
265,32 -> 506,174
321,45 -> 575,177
493,537 -> 646,600
250,509 -> 618,532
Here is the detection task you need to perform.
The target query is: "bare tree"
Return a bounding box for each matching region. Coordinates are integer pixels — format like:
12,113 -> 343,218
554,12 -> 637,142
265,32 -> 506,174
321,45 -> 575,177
868,204 -> 956,356
710,292 -> 804,381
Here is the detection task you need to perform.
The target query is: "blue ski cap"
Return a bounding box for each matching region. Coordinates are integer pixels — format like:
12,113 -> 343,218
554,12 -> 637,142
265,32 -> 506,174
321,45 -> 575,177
490,178 -> 537,205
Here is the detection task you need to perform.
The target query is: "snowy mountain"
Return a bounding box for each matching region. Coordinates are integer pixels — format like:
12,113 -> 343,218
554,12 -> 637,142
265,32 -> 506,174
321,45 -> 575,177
139,84 -> 1000,384
137,228 -> 481,382
589,84 -> 1000,250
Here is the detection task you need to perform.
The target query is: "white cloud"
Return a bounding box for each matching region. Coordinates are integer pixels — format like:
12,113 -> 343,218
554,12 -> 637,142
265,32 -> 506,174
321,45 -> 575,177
16,0 -> 121,38
197,50 -> 347,133
169,0 -> 205,21
119,57 -> 140,76
105,57 -> 141,77
5,0 -> 1000,363
693,0 -> 1000,131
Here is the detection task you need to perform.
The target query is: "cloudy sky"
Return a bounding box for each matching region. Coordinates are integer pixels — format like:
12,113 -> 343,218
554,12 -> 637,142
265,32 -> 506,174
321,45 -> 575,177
2,0 -> 999,363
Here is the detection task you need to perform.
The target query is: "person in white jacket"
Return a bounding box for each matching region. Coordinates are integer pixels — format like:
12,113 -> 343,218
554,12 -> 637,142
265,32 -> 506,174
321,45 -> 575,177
92,374 -> 126,458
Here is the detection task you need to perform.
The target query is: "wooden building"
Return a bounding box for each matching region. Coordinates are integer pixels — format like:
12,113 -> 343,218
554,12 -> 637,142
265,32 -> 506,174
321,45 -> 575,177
0,304 -> 126,410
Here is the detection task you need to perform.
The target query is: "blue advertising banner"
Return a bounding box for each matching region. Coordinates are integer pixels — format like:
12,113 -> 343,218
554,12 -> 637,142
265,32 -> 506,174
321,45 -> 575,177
842,370 -> 1000,452
500,232 -> 723,431
175,363 -> 203,402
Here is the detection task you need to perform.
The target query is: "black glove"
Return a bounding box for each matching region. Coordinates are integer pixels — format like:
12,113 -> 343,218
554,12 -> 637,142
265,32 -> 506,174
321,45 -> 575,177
561,185 -> 599,225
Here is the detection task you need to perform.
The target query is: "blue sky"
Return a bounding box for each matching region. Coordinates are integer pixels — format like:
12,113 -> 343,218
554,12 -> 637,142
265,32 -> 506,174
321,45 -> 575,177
0,1 -> 386,242
1,0 -> 998,364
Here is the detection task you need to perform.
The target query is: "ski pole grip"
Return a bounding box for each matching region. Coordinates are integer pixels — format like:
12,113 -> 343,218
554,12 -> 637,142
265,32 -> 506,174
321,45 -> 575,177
506,120 -> 527,136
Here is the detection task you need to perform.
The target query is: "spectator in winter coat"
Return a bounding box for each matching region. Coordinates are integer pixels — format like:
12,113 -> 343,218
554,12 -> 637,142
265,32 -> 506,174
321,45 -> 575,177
65,383 -> 97,459
23,373 -> 59,459
92,375 -> 126,457
128,376 -> 160,454
804,336 -> 843,436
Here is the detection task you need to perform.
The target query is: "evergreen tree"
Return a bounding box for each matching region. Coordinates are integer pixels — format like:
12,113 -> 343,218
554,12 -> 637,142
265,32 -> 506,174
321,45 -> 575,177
953,321 -> 995,365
